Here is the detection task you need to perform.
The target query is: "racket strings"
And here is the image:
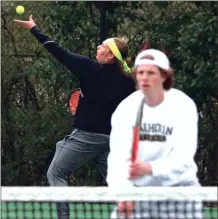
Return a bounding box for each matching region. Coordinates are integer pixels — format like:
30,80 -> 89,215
68,89 -> 81,115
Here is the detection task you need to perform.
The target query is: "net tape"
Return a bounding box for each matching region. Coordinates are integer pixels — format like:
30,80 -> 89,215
2,186 -> 217,202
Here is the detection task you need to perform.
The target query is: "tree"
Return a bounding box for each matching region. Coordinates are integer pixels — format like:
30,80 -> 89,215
2,1 -> 217,186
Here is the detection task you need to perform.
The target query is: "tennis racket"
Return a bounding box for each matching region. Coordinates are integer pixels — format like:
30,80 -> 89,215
67,88 -> 81,115
131,97 -> 145,162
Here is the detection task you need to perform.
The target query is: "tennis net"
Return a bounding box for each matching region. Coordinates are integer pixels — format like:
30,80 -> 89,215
1,186 -> 217,219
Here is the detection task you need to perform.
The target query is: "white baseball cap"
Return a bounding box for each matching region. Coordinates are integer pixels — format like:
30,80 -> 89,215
134,49 -> 170,71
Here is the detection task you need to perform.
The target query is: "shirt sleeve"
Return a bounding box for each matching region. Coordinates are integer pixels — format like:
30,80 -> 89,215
149,100 -> 198,185
106,102 -> 134,189
30,26 -> 99,81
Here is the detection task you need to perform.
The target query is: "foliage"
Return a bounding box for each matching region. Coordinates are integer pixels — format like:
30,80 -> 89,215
1,1 -> 218,186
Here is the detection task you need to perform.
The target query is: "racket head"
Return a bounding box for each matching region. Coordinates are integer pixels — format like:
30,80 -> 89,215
131,97 -> 145,162
67,88 -> 81,115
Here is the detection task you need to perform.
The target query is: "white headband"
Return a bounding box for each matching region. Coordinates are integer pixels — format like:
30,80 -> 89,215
134,49 -> 170,70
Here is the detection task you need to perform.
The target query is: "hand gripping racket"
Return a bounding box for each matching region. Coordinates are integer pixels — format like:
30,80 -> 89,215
67,88 -> 81,115
131,97 -> 145,162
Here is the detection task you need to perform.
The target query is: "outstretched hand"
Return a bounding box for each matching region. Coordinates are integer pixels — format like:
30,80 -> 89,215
14,15 -> 36,30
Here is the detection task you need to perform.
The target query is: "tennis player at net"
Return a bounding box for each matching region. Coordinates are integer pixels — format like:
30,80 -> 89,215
107,49 -> 202,218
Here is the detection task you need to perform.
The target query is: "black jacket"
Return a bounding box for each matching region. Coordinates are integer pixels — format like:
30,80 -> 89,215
30,26 -> 136,134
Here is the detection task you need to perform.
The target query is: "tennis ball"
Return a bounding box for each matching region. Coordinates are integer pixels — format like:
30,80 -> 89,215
16,6 -> 25,15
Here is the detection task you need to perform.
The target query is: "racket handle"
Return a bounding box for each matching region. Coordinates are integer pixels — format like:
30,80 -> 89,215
131,126 -> 139,162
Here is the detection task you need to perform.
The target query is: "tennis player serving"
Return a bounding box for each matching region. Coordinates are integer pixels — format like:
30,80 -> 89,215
107,49 -> 202,218
14,15 -> 135,219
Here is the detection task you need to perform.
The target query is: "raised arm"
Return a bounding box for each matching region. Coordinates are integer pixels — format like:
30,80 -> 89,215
14,15 -> 99,81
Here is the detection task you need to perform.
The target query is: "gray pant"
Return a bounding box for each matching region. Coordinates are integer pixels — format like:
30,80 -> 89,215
47,129 -> 109,219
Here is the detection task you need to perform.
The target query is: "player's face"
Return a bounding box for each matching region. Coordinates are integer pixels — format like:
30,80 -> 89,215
136,64 -> 166,94
96,42 -> 114,64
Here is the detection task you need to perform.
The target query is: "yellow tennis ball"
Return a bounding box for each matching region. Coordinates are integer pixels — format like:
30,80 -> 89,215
16,6 -> 25,15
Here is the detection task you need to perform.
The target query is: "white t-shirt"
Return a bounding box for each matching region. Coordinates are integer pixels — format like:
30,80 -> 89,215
107,88 -> 200,188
